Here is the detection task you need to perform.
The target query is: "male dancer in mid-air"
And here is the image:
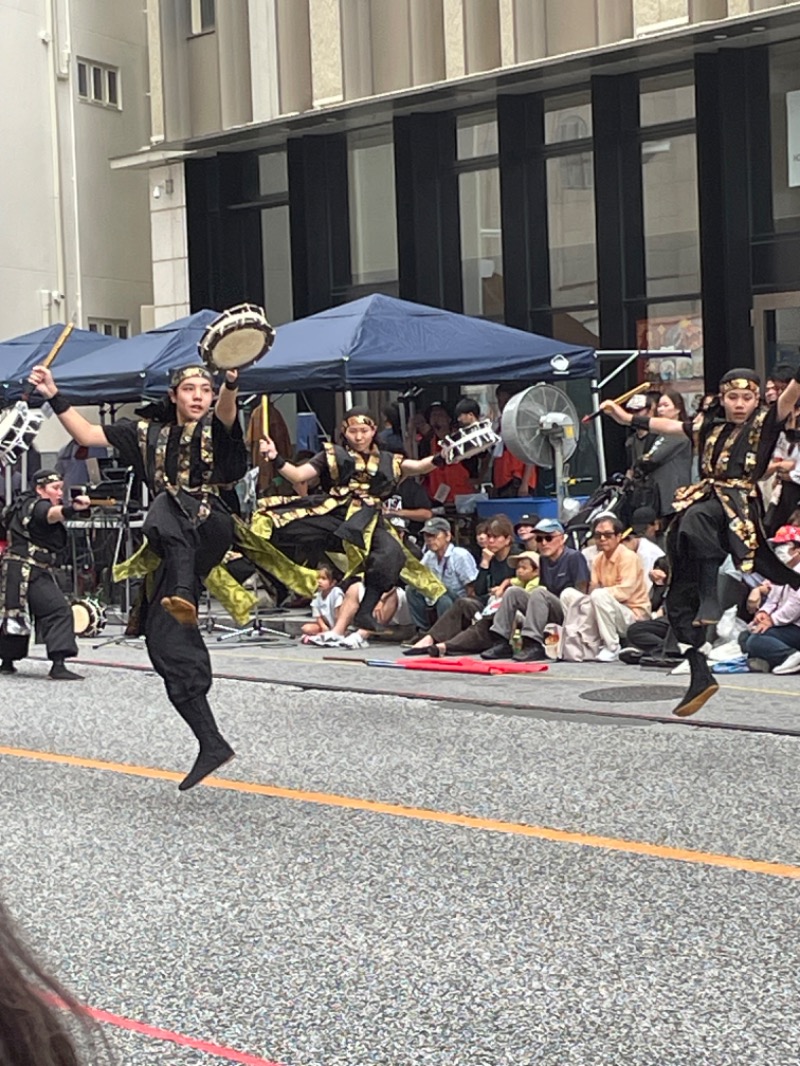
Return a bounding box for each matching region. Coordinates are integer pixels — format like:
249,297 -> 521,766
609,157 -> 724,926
28,361 -> 246,790
602,367 -> 800,717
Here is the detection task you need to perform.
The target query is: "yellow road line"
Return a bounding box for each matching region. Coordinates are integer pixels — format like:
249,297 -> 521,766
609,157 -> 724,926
1,744 -> 798,880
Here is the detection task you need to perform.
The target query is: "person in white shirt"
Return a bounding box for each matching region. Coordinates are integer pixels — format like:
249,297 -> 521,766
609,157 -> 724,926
301,564 -> 344,641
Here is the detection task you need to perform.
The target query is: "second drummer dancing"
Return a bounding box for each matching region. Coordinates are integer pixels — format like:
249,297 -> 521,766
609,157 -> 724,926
602,367 -> 800,717
28,361 -> 247,791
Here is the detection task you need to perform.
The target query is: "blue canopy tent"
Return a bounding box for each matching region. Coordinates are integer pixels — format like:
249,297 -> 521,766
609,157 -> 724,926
0,324 -> 116,403
54,311 -> 218,404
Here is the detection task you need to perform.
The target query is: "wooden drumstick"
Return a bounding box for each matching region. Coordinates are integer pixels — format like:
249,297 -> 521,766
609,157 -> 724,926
261,394 -> 269,437
23,321 -> 74,403
582,380 -> 654,424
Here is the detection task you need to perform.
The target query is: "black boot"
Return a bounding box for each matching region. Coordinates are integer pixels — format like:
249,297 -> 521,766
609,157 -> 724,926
480,640 -> 514,660
175,694 -> 235,791
0,660 -> 17,674
673,648 -> 719,718
353,585 -> 383,631
693,562 -> 721,627
49,659 -> 83,681
513,637 -> 548,663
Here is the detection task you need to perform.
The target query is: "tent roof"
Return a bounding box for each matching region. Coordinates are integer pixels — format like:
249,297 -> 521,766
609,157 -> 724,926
237,294 -> 596,392
0,324 -> 116,402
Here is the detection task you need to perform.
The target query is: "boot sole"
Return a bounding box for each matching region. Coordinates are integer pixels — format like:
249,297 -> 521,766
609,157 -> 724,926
673,681 -> 719,717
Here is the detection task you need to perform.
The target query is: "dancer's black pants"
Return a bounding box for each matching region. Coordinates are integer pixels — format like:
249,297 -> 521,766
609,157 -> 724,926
0,566 -> 77,664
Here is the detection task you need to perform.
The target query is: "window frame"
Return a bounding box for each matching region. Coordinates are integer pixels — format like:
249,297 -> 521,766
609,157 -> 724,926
76,58 -> 121,110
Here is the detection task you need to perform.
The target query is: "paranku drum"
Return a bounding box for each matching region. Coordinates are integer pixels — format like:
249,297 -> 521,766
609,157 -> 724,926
438,418 -> 501,465
199,304 -> 276,372
71,597 -> 107,638
0,402 -> 45,468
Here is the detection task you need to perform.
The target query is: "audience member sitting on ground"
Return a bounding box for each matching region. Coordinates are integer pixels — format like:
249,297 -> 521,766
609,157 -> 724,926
622,507 -> 664,587
738,525 -> 800,673
405,516 -> 478,633
405,516 -> 516,654
618,555 -> 682,667
406,549 -> 540,658
480,518 -> 590,662
560,514 -> 651,661
514,514 -> 540,550
300,564 -> 344,642
307,581 -> 412,648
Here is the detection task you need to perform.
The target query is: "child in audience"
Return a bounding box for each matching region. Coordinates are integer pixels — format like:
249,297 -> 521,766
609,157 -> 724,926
301,564 -> 344,640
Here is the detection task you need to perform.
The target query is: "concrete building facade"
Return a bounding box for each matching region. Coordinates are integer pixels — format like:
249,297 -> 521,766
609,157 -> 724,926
0,0 -> 153,342
115,0 -> 800,432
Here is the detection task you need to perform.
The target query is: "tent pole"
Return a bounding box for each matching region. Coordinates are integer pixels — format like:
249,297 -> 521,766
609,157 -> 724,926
589,379 -> 607,484
344,390 -> 353,409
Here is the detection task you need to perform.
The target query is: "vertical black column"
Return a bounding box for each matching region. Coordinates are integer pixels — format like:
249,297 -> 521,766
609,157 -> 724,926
591,74 -> 643,349
287,134 -> 351,317
185,154 -> 264,311
393,113 -> 462,311
695,51 -> 753,385
497,94 -> 549,334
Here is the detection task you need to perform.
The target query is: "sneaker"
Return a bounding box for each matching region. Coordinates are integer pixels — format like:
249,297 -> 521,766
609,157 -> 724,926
773,650 -> 800,675
513,639 -> 548,663
342,632 -> 369,649
308,632 -> 341,647
480,641 -> 514,661
746,657 -> 771,674
595,646 -> 620,663
618,647 -> 644,665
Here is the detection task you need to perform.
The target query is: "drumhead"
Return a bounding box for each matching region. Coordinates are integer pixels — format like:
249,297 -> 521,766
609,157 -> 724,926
71,603 -> 91,635
211,327 -> 272,368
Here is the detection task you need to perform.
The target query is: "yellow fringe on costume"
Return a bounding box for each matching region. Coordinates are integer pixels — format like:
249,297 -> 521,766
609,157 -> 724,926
113,539 -> 258,626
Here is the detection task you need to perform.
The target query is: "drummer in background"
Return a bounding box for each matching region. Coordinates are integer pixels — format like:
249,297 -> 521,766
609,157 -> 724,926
258,406 -> 452,631
0,469 -> 90,680
27,361 -> 245,791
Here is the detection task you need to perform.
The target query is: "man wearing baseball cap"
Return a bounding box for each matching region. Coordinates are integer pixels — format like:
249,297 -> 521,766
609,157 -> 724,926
405,516 -> 478,634
739,525 -> 800,674
482,517 -> 590,661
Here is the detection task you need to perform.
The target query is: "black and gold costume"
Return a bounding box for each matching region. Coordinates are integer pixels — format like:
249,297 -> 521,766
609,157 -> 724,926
0,489 -> 77,670
104,405 -> 247,787
666,401 -> 799,648
254,442 -> 444,626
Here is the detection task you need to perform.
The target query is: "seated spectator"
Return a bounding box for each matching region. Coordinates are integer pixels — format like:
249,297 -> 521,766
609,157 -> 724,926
407,549 -> 540,658
377,402 -> 405,454
300,564 -> 344,641
514,514 -> 540,550
383,476 -> 434,541
307,581 -> 412,648
619,555 -> 682,666
739,525 -> 800,673
622,507 -> 663,587
491,385 -> 532,498
405,517 -> 478,633
405,515 -> 516,653
481,518 -> 590,662
560,515 -> 651,661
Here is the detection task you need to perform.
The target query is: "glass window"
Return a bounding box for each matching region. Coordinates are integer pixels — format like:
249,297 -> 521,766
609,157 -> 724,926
348,129 -> 398,285
636,299 -> 704,407
258,152 -> 288,197
551,308 -> 600,348
770,41 -> 800,233
640,71 -> 695,127
459,168 -> 503,318
641,134 -> 700,298
77,61 -> 88,98
200,0 -> 215,31
456,112 -> 498,161
546,155 -> 597,309
91,66 -> 103,102
545,92 -> 592,145
106,69 -> 118,106
261,206 -> 293,326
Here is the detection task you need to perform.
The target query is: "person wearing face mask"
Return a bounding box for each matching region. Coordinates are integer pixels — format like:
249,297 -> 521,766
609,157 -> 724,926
602,367 -> 800,717
738,526 -> 800,673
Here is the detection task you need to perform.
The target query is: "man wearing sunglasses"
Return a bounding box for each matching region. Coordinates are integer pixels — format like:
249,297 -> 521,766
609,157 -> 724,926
481,518 -> 589,662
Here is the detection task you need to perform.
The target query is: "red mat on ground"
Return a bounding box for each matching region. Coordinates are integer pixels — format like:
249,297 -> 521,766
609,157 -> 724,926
395,657 -> 548,676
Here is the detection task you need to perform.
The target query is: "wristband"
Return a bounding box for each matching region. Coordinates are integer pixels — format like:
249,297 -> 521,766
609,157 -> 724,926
630,414 -> 651,431
273,455 -> 287,471
223,378 -> 238,391
48,392 -> 72,415
432,454 -> 446,468
61,505 -> 78,520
